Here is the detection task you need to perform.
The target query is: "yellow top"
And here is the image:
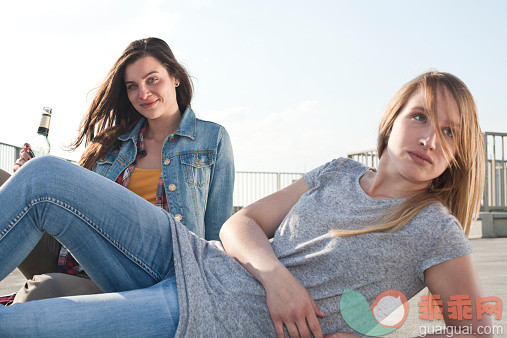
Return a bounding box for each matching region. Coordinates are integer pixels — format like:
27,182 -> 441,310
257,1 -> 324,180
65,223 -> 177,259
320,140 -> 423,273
126,168 -> 162,205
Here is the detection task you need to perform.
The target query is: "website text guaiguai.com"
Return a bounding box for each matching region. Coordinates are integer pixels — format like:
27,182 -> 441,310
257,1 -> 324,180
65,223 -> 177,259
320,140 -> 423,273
419,324 -> 504,337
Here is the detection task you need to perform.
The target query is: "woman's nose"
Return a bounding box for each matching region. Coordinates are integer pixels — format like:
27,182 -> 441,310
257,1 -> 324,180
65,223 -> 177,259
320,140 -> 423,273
420,127 -> 437,150
139,84 -> 151,100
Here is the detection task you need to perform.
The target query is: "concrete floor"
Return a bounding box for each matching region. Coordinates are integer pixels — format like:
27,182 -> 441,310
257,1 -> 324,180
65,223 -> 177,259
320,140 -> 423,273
388,237 -> 507,337
1,238 -> 506,336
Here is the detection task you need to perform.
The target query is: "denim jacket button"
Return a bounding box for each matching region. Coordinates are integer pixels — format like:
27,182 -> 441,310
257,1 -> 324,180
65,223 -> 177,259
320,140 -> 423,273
195,158 -> 202,165
175,214 -> 182,221
164,158 -> 171,165
168,184 -> 176,191
169,136 -> 175,142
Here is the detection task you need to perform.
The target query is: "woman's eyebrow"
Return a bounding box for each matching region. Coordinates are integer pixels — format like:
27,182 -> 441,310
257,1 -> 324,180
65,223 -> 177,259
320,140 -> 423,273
410,106 -> 426,112
125,71 -> 159,84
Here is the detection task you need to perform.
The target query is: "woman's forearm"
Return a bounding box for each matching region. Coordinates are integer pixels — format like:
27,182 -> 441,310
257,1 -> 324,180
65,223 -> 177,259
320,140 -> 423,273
220,177 -> 309,285
220,211 -> 285,285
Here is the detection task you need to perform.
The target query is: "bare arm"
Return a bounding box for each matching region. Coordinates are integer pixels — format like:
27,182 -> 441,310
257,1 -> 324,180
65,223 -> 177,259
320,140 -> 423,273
220,178 -> 325,338
422,253 -> 493,337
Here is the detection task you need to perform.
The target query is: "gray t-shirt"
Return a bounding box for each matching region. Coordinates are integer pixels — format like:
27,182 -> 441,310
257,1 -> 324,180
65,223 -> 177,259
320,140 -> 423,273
171,157 -> 473,336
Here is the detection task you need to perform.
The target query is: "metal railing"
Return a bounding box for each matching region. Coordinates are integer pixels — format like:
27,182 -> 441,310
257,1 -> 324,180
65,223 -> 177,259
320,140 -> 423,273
347,149 -> 379,169
0,141 -> 302,210
233,171 -> 303,211
484,132 -> 507,211
347,132 -> 507,212
0,142 -> 22,174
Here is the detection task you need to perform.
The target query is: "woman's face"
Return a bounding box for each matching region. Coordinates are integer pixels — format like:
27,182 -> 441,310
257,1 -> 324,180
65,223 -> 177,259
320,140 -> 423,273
384,86 -> 460,187
124,56 -> 180,121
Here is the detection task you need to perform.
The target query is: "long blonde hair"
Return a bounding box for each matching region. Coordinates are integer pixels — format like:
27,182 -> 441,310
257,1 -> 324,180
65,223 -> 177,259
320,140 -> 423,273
331,71 -> 484,237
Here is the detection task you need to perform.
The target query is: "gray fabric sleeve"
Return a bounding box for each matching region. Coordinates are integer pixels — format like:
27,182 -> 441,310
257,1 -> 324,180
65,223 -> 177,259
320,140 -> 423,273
303,158 -> 344,189
417,219 -> 473,283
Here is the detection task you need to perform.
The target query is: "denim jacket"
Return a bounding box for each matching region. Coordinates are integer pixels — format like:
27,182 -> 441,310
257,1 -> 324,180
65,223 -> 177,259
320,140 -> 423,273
93,108 -> 234,240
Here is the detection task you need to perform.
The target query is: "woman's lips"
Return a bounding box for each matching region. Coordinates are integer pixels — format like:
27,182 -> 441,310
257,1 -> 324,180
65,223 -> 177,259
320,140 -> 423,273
408,151 -> 433,165
140,100 -> 158,108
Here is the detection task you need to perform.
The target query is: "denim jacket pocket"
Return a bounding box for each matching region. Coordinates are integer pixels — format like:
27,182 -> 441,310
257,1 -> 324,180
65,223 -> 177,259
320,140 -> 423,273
181,152 -> 215,187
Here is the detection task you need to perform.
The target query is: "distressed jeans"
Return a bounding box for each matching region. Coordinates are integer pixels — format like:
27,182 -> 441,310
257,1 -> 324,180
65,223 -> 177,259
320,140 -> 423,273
0,156 -> 179,337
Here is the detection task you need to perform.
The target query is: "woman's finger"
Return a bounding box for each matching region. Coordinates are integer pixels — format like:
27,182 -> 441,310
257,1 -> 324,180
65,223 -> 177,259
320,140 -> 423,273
21,145 -> 33,160
21,152 -> 31,161
13,162 -> 22,173
295,318 -> 313,338
284,321 -> 300,338
312,299 -> 325,318
306,311 -> 324,338
274,320 -> 285,338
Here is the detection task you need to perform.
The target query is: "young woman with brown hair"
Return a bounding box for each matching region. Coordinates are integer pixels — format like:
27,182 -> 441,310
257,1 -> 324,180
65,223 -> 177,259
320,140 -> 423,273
6,37 -> 234,304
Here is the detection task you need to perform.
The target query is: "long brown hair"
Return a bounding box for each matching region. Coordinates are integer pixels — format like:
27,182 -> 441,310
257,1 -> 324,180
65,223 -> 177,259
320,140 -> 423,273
71,37 -> 193,169
331,72 -> 484,237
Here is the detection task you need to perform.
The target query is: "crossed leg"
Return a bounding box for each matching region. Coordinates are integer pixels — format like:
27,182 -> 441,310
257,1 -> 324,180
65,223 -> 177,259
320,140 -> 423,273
0,157 -> 180,335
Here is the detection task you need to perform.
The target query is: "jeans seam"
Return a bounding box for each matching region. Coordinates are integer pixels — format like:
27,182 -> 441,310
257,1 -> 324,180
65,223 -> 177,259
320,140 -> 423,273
3,196 -> 162,282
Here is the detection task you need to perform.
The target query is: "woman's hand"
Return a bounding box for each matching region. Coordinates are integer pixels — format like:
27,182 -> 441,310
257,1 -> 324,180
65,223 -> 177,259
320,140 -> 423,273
13,143 -> 33,173
262,265 -> 325,338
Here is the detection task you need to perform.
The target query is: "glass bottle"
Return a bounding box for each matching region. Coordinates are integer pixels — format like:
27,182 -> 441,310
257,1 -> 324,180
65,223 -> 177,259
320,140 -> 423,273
28,107 -> 52,157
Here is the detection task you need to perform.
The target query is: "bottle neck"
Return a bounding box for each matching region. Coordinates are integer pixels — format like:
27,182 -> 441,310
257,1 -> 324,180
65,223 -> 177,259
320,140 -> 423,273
37,127 -> 49,136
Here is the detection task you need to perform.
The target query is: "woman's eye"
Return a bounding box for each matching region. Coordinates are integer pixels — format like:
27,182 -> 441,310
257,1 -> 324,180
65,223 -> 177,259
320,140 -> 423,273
443,128 -> 453,138
413,113 -> 427,122
147,77 -> 158,83
126,84 -> 137,90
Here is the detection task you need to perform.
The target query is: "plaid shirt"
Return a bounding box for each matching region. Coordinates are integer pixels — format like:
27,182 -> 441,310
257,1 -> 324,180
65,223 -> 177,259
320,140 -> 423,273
57,122 -> 168,274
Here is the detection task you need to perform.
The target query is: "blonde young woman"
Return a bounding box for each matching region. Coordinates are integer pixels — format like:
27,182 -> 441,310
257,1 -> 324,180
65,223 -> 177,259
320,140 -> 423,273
0,72 -> 492,337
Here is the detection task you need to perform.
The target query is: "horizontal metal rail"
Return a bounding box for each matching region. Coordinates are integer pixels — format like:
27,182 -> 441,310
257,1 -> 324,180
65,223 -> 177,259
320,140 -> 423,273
0,141 -> 303,210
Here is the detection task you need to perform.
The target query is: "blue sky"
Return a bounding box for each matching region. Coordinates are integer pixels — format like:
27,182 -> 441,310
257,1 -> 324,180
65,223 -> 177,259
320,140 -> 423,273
1,0 -> 506,172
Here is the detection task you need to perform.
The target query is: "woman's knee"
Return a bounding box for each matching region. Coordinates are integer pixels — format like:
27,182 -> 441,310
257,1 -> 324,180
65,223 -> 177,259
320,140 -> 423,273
12,273 -> 103,304
0,168 -> 10,186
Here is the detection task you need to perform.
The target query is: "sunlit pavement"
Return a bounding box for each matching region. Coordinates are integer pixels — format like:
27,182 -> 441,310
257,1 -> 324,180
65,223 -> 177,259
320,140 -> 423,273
1,238 -> 506,336
389,237 -> 507,337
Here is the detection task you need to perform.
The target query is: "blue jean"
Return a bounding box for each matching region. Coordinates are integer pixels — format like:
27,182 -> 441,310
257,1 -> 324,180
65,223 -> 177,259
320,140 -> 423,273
0,156 -> 179,336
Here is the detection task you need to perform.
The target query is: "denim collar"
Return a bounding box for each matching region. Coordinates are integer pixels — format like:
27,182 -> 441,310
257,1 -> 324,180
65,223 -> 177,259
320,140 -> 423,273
118,107 -> 197,142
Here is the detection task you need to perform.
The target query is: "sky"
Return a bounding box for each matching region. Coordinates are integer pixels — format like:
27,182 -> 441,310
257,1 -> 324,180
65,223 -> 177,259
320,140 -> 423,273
1,0 -> 506,172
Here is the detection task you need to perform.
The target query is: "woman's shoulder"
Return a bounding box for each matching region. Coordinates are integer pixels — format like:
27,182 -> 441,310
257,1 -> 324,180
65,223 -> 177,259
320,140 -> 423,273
303,157 -> 366,189
409,202 -> 467,243
308,157 -> 367,176
194,116 -> 228,134
193,116 -> 232,147
415,202 -> 458,224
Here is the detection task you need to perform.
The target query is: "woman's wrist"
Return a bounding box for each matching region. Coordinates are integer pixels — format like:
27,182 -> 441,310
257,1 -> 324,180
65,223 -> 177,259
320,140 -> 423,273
257,263 -> 291,289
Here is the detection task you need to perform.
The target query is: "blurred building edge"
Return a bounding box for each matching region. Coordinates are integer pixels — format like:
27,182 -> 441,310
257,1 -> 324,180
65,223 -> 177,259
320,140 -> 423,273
2,132 -> 506,238
348,131 -> 507,238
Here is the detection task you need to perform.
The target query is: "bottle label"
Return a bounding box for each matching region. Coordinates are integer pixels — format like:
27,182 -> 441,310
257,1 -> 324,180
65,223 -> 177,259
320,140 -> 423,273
37,114 -> 51,134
